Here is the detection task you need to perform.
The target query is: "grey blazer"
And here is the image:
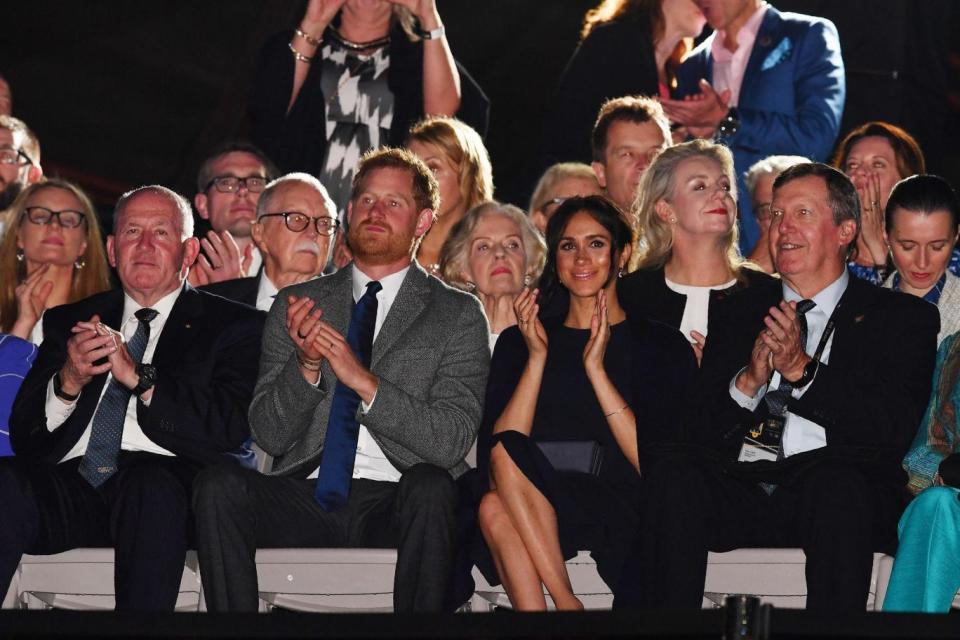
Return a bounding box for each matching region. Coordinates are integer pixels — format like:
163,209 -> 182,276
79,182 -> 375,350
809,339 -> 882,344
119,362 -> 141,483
249,263 -> 490,479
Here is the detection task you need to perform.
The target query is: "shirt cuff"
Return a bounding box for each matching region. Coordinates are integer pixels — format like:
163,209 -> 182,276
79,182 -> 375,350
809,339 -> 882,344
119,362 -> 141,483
45,375 -> 78,431
361,388 -> 377,414
729,368 -> 766,411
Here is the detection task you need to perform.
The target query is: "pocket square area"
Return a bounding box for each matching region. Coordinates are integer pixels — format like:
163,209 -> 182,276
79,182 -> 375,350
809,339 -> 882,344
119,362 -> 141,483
762,37 -> 793,71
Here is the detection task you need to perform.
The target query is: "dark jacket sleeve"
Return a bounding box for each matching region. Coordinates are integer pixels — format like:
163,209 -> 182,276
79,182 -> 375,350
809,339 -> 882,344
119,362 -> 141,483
136,303 -> 267,463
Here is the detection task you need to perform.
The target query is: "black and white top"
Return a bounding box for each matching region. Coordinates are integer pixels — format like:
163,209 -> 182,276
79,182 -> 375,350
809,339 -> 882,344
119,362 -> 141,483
319,41 -> 394,217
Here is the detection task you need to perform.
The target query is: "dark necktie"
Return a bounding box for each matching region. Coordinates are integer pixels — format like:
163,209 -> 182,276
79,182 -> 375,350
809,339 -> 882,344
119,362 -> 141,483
78,308 -> 158,487
760,299 -> 816,453
314,281 -> 382,511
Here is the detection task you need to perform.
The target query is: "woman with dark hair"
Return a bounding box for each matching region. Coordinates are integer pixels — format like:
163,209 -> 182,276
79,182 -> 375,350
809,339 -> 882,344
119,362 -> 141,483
249,0 -> 489,214
832,121 -> 940,284
474,195 -> 696,610
881,175 -> 960,344
542,0 -> 706,165
620,139 -> 775,364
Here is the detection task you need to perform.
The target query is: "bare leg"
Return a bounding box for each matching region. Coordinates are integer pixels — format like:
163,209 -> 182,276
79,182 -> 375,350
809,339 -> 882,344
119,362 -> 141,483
488,442 -> 583,610
478,489 -> 547,610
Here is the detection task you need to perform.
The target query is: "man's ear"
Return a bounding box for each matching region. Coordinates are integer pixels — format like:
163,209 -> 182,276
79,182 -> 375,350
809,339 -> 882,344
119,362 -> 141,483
415,209 -> 434,237
182,237 -> 201,273
591,161 -> 607,189
251,222 -> 268,255
26,164 -> 42,185
106,235 -> 117,269
194,193 -> 210,220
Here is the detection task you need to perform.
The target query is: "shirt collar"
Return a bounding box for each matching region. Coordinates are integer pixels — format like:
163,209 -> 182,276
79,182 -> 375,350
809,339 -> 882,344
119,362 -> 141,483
711,1 -> 768,60
121,284 -> 182,327
893,271 -> 946,305
257,272 -> 279,305
351,264 -> 409,304
783,269 -> 849,319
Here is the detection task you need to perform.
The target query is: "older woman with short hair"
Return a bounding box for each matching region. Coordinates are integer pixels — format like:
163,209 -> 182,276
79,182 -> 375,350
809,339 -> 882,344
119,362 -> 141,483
528,163 -> 603,234
743,155 -> 810,273
620,139 -> 773,364
440,201 -> 546,351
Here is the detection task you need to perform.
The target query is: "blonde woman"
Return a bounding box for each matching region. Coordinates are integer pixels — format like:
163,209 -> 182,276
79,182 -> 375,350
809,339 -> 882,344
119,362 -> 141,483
407,116 -> 494,275
0,179 -> 110,343
620,139 -> 774,363
440,201 -> 546,351
528,163 -> 602,234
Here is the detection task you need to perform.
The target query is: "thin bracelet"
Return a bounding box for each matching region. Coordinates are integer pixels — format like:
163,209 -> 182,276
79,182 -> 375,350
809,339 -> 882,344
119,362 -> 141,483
294,27 -> 322,47
288,41 -> 313,63
604,403 -> 630,418
296,351 -> 322,371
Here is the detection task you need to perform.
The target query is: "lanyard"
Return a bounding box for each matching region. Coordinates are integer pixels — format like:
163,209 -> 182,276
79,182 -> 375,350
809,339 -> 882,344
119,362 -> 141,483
808,292 -> 845,364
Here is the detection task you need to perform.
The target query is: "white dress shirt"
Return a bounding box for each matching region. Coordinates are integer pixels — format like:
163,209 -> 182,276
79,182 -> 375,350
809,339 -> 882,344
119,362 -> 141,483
44,287 -> 183,462
307,264 -> 409,483
710,2 -> 768,107
255,272 -> 279,312
730,270 -> 849,457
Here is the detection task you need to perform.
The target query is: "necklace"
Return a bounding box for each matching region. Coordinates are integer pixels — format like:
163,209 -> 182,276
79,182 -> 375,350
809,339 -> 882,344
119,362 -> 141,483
328,28 -> 391,53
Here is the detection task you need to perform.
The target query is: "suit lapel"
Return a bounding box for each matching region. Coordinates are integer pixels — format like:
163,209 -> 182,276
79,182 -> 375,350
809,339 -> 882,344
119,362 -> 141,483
152,284 -> 203,370
739,6 -> 782,101
324,267 -> 354,336
370,265 -> 430,369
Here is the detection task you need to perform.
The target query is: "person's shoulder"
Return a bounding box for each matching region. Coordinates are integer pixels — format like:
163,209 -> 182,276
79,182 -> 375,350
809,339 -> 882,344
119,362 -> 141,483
45,288 -> 120,325
424,271 -> 484,314
192,286 -> 265,322
853,277 -> 939,329
582,14 -> 650,45
771,7 -> 838,38
626,315 -> 688,351
200,276 -> 258,298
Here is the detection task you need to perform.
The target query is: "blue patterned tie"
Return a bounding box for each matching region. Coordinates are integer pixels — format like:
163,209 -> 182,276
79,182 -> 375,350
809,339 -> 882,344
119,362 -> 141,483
314,281 -> 382,511
78,308 -> 158,487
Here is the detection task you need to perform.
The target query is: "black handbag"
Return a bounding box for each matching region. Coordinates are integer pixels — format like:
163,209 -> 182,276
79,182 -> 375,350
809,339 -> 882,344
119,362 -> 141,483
535,440 -> 604,476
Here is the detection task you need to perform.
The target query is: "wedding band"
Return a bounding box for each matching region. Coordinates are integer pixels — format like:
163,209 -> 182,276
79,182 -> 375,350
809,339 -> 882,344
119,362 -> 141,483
872,200 -> 879,206
297,329 -> 308,340
329,341 -> 334,349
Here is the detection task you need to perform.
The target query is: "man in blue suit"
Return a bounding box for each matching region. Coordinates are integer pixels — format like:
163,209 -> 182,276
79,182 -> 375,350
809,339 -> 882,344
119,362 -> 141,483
662,0 -> 845,255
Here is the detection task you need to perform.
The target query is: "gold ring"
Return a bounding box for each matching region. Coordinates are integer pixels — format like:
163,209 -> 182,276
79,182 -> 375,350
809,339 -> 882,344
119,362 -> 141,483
297,329 -> 308,340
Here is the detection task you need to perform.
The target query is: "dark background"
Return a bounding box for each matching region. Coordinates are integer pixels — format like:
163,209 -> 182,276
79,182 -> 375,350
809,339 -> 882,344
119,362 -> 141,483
2,1 -> 958,219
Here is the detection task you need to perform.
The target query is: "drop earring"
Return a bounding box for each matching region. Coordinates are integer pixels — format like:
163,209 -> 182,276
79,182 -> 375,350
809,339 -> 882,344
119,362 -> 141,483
523,274 -> 532,286
16,248 -> 24,262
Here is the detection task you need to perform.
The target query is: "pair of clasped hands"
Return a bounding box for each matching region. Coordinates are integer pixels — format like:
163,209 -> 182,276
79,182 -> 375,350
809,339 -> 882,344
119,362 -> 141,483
512,288 -> 612,379
736,300 -> 812,398
60,316 -> 143,399
286,295 -> 375,396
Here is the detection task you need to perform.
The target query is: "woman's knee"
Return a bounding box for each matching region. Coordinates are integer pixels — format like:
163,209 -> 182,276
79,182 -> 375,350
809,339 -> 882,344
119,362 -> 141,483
478,490 -> 510,537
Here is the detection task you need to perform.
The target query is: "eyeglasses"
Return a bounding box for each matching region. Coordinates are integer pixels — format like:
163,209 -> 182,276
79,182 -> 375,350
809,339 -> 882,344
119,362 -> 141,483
259,211 -> 339,236
205,175 -> 267,194
542,196 -> 569,217
0,147 -> 33,167
23,206 -> 87,229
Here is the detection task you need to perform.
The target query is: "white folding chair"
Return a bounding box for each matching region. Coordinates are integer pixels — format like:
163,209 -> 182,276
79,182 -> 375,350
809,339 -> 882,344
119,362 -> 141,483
4,549 -> 202,611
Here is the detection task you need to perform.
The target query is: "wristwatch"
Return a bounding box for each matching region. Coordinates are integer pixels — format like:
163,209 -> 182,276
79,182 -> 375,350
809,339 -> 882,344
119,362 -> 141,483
53,372 -> 80,402
417,25 -> 445,40
132,363 -> 158,397
784,359 -> 819,388
716,107 -> 740,139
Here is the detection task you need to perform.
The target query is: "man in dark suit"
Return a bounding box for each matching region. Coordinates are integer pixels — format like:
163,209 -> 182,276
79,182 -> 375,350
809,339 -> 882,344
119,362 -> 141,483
193,148 -> 490,612
662,1 -> 845,254
621,163 -> 938,612
1,185 -> 265,610
201,173 -> 336,311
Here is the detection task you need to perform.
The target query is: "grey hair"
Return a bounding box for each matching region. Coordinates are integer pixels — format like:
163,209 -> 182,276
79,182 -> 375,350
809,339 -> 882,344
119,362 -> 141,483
114,185 -> 194,239
439,201 -> 547,292
528,162 -> 599,217
744,155 -> 811,200
256,173 -> 337,221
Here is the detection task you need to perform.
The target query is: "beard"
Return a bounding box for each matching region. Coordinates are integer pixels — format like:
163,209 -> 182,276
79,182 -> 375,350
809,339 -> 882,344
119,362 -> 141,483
0,181 -> 22,211
348,220 -> 415,266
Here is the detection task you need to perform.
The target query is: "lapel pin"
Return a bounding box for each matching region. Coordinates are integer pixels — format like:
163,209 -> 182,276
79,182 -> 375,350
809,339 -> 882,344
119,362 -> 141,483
185,323 -> 192,329
854,314 -> 865,323
759,36 -> 773,47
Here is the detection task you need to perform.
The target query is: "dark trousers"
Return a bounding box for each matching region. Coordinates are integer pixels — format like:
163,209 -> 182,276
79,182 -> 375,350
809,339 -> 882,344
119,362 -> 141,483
616,455 -> 906,612
0,453 -> 199,611
193,462 -> 457,613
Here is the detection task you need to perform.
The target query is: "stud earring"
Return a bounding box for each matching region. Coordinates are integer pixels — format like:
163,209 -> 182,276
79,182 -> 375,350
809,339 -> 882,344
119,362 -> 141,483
523,274 -> 532,286
16,248 -> 24,262
669,217 -> 677,224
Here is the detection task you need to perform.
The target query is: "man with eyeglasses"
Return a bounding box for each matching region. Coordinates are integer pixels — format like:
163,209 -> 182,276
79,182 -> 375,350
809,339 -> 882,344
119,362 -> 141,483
201,173 -> 337,312
193,147 -> 489,613
189,141 -> 278,287
0,114 -> 42,215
